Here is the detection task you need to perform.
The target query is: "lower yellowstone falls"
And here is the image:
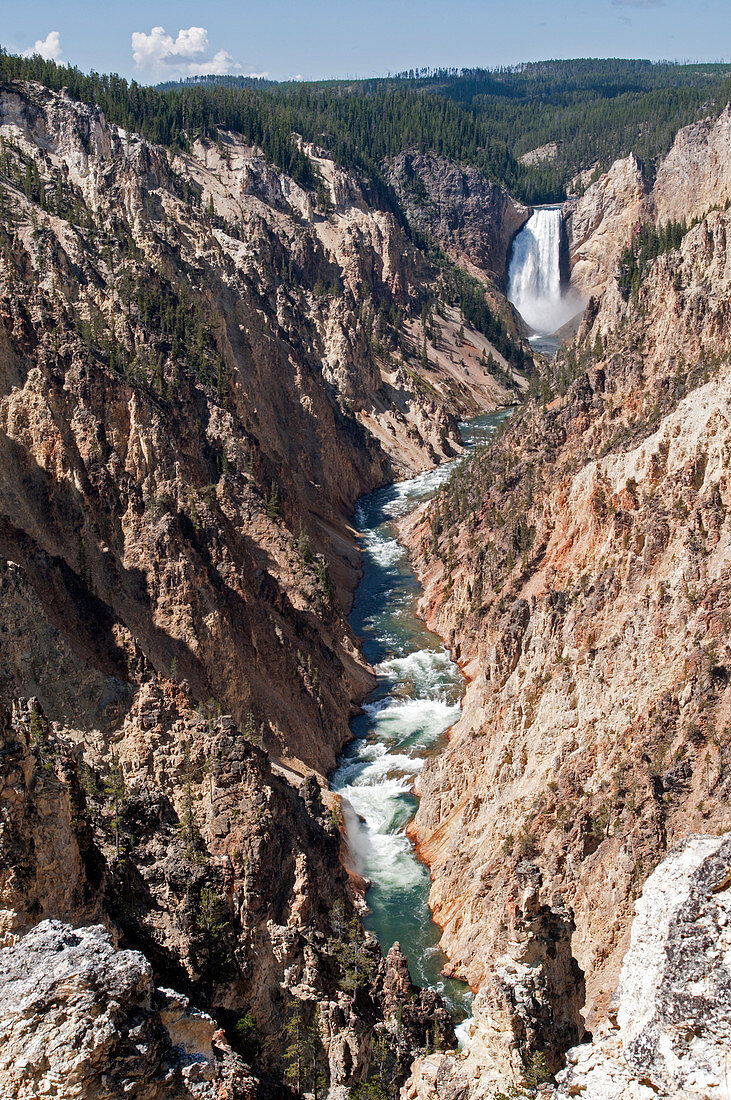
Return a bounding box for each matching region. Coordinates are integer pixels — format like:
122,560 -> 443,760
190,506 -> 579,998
330,412 -> 511,1022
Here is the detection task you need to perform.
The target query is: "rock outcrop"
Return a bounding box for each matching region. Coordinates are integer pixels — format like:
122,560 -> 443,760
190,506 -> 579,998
654,104 -> 731,225
564,154 -> 650,298
555,834 -> 731,1099
566,104 -> 731,300
385,152 -> 531,285
404,864 -> 585,1100
0,919 -> 255,1099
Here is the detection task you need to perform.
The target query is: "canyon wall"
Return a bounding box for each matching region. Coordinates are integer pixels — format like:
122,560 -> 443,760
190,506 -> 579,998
564,154 -> 650,299
0,79 -> 520,777
385,152 -> 531,286
403,188 -> 731,1090
566,105 -> 731,300
4,72 -> 731,1099
384,152 -> 532,352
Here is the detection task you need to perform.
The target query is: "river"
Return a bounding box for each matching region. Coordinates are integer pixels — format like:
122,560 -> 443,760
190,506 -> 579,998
330,410 -> 511,1022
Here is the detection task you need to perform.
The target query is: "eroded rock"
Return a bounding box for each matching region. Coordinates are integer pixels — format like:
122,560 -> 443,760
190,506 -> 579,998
555,834 -> 731,1099
0,920 -> 256,1099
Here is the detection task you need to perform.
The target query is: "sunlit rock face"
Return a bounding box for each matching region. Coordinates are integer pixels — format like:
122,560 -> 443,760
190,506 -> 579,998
565,106 -> 731,303
555,834 -> 731,1100
385,151 -> 530,284
398,194 -> 731,1085
0,919 -> 257,1100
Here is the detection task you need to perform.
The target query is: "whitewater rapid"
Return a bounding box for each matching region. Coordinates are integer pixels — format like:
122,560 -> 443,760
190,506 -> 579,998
330,412 -> 510,1020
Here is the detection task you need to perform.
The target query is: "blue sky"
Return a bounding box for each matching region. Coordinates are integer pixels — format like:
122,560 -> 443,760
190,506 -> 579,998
2,0 -> 727,83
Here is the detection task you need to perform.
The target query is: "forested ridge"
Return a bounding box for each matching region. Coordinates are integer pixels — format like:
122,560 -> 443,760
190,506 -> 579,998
3,51 -> 731,205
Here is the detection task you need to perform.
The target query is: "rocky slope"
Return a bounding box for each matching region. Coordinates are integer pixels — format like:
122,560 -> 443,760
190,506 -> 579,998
401,197 -> 731,1089
385,152 -> 530,286
405,834 -> 731,1100
564,154 -> 650,299
0,920 -> 256,1100
554,833 -> 731,1100
0,614 -> 453,1094
0,78 -> 521,780
404,863 -> 585,1100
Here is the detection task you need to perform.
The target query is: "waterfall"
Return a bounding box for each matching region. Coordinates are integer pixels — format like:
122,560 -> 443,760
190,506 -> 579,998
508,207 -> 580,336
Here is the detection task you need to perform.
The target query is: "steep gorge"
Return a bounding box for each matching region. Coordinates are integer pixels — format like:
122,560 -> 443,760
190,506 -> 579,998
0,77 -> 523,1095
4,64 -> 731,1100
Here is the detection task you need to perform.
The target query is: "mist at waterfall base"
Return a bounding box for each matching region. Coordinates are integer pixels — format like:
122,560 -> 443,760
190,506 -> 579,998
508,206 -> 584,340
331,412 -> 511,1023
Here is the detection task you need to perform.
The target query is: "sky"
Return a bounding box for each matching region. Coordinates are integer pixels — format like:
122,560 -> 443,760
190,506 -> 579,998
2,0 -> 728,84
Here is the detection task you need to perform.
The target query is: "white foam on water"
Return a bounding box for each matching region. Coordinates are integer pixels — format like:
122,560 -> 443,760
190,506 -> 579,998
363,695 -> 461,746
341,751 -> 424,786
335,428 -> 512,1018
361,531 -> 405,567
455,1016 -> 475,1051
340,795 -> 427,891
381,463 -> 458,516
375,648 -> 460,699
339,778 -> 412,827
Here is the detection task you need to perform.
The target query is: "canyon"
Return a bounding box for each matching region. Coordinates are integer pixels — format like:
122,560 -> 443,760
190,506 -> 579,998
0,77 -> 518,1096
1,59 -> 731,1100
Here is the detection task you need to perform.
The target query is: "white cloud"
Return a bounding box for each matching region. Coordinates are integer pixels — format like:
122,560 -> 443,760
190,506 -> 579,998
131,25 -> 256,79
22,30 -> 62,61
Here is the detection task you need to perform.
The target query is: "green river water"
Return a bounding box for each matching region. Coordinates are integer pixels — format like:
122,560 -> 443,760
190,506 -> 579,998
330,411 -> 511,1027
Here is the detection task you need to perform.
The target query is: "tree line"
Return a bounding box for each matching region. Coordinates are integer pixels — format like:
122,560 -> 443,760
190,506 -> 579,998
4,51 -> 731,205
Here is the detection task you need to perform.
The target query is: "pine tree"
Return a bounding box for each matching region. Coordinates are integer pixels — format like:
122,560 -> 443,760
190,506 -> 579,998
282,1000 -> 327,1098
266,482 -> 280,521
196,887 -> 231,998
328,901 -> 378,1003
104,749 -> 128,860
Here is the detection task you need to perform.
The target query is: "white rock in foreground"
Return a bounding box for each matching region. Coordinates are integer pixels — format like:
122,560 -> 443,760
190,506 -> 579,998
555,833 -> 731,1099
0,919 -> 252,1099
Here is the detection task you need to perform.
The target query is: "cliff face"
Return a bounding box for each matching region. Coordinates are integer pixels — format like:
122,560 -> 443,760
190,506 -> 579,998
404,864 -> 585,1100
564,154 -> 650,298
385,152 -> 531,286
565,105 -> 731,301
654,104 -> 731,224
555,833 -> 731,1100
401,204 -> 731,1081
0,697 -> 104,944
0,79 -> 518,777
